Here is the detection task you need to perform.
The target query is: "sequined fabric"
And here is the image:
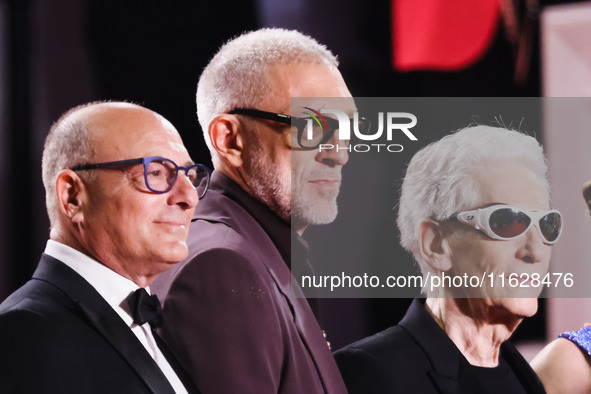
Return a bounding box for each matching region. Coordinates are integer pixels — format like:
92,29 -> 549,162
559,327 -> 591,356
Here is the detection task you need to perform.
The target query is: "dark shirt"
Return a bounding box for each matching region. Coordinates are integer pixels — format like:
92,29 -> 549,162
459,352 -> 527,394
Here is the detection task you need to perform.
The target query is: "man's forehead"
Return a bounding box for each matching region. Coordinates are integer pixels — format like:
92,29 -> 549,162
263,63 -> 354,115
477,163 -> 550,210
291,97 -> 357,117
266,63 -> 346,86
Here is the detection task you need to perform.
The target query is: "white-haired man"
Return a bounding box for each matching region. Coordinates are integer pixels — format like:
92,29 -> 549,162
152,28 -> 353,393
335,126 -> 555,393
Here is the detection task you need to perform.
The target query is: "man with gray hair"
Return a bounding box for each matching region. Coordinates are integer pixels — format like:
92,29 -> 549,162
335,125 -> 554,393
0,102 -> 206,393
152,28 -> 352,393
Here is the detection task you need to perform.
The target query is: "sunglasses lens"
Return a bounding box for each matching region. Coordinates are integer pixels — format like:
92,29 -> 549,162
295,120 -> 325,149
539,212 -> 562,243
489,208 -> 531,239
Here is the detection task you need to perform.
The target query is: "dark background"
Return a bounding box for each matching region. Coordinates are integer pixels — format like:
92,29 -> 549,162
0,0 -> 580,350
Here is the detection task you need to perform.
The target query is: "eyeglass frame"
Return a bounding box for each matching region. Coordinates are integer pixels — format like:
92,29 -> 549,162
228,108 -> 364,150
447,203 -> 563,245
71,156 -> 211,198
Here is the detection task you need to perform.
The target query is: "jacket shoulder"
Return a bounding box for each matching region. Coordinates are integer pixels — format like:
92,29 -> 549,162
335,325 -> 421,365
334,325 -> 436,393
0,278 -> 73,317
153,203 -> 281,299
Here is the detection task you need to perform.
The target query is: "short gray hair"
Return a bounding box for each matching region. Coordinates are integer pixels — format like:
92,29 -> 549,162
42,102 -> 99,228
196,28 -> 338,154
397,125 -> 549,273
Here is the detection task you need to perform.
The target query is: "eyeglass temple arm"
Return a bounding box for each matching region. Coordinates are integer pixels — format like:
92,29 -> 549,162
71,158 -> 144,171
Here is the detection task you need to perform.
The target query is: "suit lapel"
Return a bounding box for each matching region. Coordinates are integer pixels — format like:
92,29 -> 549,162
400,299 -> 462,394
288,285 -> 347,393
199,188 -> 345,392
259,245 -> 346,393
152,330 -> 201,394
242,224 -> 344,393
426,371 -> 460,394
34,254 -> 177,394
401,299 -> 546,394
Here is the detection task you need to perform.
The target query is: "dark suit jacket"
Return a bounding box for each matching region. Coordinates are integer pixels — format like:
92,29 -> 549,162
0,254 -> 197,394
334,298 -> 546,394
152,172 -> 347,394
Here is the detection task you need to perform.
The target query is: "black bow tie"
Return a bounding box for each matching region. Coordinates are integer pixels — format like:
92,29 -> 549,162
127,288 -> 163,329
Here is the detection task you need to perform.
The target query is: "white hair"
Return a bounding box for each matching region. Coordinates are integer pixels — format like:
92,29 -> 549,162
397,125 -> 549,276
196,28 -> 338,155
41,103 -> 100,228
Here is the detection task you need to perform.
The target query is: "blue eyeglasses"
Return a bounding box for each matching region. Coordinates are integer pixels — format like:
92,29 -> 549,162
71,156 -> 211,198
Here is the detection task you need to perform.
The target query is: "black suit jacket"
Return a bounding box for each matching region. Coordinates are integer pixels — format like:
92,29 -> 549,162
335,298 -> 546,394
0,254 -> 198,394
152,172 -> 347,394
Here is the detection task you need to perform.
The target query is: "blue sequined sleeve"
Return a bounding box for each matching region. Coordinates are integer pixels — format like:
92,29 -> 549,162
559,327 -> 591,357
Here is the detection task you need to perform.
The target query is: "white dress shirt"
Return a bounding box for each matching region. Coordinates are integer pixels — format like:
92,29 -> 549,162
45,240 -> 188,394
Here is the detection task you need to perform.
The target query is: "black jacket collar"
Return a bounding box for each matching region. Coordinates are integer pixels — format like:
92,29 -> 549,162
33,254 -> 197,394
399,298 -> 545,394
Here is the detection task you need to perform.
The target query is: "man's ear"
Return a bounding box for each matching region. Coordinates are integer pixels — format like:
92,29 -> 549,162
55,169 -> 88,225
209,114 -> 244,168
418,218 -> 452,272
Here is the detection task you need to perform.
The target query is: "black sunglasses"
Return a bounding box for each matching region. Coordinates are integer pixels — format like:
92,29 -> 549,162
229,108 -> 370,150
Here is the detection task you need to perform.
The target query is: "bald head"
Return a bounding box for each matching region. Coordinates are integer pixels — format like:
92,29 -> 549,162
42,101 -> 184,228
42,101 -> 198,285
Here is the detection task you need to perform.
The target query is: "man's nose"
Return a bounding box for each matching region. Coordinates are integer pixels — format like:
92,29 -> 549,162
516,226 -> 551,264
315,133 -> 349,167
169,172 -> 199,209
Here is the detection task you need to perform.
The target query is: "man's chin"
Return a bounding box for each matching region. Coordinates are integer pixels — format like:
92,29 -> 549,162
162,241 -> 189,264
493,297 -> 539,320
292,201 -> 338,226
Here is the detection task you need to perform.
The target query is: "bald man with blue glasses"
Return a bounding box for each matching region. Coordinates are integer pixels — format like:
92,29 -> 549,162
0,101 -> 208,393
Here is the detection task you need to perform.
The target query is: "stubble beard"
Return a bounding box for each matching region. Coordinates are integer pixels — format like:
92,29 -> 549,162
244,144 -> 292,223
291,168 -> 340,227
245,154 -> 340,228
